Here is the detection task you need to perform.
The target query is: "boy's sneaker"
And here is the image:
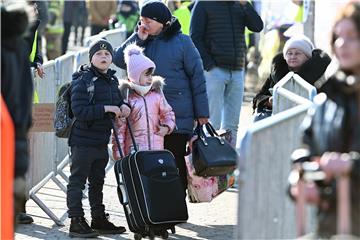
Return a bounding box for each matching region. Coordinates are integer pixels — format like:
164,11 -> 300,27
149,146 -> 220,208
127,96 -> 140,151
69,216 -> 99,238
91,213 -> 126,234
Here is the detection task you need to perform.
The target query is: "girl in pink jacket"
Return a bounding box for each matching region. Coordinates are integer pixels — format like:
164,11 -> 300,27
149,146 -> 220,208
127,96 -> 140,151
112,44 -> 175,159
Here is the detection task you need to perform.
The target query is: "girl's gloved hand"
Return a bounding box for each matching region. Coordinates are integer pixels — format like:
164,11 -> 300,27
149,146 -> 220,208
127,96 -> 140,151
119,104 -> 131,118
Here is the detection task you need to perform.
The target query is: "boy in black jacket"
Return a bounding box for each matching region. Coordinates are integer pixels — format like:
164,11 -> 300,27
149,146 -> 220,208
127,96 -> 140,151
67,38 -> 130,238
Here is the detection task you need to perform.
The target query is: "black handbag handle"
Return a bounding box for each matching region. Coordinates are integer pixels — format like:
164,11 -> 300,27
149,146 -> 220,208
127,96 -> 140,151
204,122 -> 220,137
196,121 -> 225,145
125,118 -> 138,152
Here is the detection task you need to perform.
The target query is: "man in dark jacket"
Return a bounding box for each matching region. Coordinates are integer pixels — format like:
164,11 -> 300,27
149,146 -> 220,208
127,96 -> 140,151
1,0 -> 34,225
190,0 -> 263,146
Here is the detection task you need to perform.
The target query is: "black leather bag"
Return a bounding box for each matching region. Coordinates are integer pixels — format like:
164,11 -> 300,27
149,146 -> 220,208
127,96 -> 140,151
192,123 -> 238,177
253,107 -> 272,122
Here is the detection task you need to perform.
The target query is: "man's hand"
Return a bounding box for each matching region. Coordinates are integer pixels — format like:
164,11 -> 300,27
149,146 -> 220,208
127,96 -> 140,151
155,125 -> 170,137
197,118 -> 208,125
36,63 -> 45,78
119,104 -> 131,118
239,0 -> 248,5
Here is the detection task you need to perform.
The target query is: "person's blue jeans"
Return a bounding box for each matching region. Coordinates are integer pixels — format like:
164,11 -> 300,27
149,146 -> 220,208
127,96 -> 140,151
204,67 -> 245,146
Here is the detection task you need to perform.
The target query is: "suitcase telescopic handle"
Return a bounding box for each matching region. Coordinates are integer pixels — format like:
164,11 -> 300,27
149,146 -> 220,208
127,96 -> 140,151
110,114 -> 138,157
111,117 -> 125,159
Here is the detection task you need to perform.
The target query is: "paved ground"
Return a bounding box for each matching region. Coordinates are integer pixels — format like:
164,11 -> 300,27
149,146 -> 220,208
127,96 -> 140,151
15,172 -> 238,240
15,99 -> 254,240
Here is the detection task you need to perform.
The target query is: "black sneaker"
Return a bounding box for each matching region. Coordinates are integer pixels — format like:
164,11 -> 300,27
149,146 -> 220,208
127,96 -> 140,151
16,212 -> 34,224
91,213 -> 126,234
69,216 -> 99,238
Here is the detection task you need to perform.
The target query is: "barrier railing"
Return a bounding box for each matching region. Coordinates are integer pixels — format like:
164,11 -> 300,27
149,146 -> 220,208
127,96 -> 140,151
273,72 -> 317,114
237,102 -> 316,239
27,28 -> 126,226
28,60 -> 63,225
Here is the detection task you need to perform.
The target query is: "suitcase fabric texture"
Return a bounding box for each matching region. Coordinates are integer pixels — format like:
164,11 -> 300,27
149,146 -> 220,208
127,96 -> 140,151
112,119 -> 188,239
185,155 -> 235,203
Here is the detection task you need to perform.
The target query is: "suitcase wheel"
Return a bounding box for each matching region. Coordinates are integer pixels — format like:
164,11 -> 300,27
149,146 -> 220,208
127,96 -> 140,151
149,229 -> 155,240
134,233 -> 142,240
161,230 -> 169,239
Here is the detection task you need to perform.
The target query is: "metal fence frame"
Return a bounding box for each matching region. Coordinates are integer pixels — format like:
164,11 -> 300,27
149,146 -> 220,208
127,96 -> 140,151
236,102 -> 316,239
273,72 -> 317,114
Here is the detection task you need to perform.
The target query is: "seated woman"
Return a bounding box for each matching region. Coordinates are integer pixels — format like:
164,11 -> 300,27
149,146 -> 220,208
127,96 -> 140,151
289,2 -> 360,238
252,34 -> 331,113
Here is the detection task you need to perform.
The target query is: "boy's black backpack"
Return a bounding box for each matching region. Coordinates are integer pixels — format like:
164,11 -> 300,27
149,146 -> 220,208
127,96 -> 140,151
54,72 -> 95,138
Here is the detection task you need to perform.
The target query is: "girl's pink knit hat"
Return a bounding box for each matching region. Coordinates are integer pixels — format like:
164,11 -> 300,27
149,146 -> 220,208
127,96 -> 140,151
124,44 -> 156,84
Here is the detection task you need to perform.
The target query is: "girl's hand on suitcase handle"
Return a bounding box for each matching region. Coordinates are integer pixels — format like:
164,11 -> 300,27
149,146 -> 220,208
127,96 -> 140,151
119,104 -> 131,118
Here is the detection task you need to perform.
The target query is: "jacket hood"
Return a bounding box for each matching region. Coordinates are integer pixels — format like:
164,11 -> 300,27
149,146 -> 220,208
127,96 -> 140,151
160,16 -> 181,39
72,64 -> 91,80
271,49 -> 331,85
72,64 -> 117,81
1,3 -> 30,38
118,75 -> 165,99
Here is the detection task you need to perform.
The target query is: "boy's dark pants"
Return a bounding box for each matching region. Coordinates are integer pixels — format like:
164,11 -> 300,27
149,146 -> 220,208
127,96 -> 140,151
67,145 -> 108,218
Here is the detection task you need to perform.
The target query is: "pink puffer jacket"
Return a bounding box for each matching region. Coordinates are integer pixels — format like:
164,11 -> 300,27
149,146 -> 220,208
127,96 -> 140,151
112,77 -> 175,159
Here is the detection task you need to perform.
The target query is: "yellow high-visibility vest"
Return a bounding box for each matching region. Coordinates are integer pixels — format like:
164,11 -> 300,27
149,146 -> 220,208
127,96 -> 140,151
29,30 -> 40,104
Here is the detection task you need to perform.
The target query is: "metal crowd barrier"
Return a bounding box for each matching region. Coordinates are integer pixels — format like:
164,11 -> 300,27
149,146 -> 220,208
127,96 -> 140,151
28,60 -> 63,225
237,102 -> 316,239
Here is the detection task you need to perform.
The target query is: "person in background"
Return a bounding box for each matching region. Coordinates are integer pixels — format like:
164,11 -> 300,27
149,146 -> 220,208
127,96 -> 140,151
87,0 -> 116,36
27,2 -> 45,79
190,0 -> 263,146
289,2 -> 360,238
252,35 -> 331,114
112,43 -> 175,158
169,0 -> 194,35
15,2 -> 46,224
110,0 -> 139,38
113,0 -> 209,193
30,1 -> 48,53
73,0 -> 88,46
61,1 -> 76,54
1,0 -> 35,226
45,0 -> 63,60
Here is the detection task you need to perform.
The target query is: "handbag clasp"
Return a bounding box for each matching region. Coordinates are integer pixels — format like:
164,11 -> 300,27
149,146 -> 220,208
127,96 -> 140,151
200,135 -> 208,146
